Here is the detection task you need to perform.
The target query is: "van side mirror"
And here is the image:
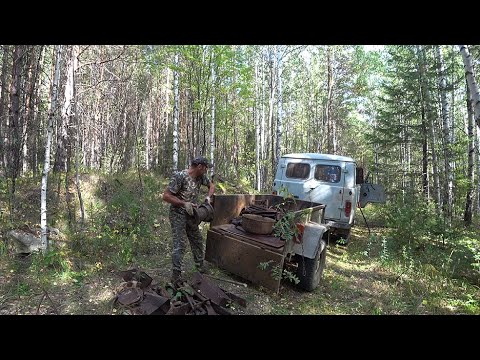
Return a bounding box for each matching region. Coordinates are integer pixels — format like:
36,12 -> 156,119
356,167 -> 364,184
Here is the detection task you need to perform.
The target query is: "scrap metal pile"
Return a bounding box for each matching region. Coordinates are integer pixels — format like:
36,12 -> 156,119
232,198 -> 301,225
112,269 -> 246,315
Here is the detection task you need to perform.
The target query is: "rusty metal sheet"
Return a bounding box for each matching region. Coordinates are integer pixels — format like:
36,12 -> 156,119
210,303 -> 233,315
214,224 -> 285,249
222,290 -> 247,308
118,269 -> 152,289
138,292 -> 170,315
117,287 -> 143,306
205,230 -> 284,293
211,195 -> 256,227
191,273 -> 231,307
166,302 -> 191,315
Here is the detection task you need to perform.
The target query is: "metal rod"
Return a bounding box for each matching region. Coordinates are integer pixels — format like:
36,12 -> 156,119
202,274 -> 248,287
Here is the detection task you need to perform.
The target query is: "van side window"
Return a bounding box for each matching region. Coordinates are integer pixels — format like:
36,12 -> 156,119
314,165 -> 341,183
286,163 -> 310,179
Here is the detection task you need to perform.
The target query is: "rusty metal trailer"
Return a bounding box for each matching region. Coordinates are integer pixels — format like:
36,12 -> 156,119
205,194 -> 329,293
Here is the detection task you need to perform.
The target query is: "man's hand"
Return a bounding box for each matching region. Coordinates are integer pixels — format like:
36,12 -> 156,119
205,196 -> 211,204
184,202 -> 194,216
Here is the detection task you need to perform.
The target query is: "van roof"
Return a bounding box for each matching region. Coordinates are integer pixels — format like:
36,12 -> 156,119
282,153 -> 355,162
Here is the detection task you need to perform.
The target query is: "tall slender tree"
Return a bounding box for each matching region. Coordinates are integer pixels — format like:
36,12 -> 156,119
41,45 -> 62,251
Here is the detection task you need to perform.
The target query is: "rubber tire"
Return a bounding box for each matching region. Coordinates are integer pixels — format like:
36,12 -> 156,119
296,240 -> 327,292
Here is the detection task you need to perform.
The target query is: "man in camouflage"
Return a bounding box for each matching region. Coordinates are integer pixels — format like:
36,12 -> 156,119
162,156 -> 215,283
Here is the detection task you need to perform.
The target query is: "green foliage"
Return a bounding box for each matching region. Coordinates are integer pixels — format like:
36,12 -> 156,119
273,210 -> 301,243
384,194 -> 439,246
0,240 -> 7,256
258,261 -> 300,285
32,249 -> 71,273
13,282 -> 32,297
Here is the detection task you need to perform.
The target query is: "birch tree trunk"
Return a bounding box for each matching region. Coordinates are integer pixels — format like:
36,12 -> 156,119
8,45 -> 23,218
275,45 -> 283,171
325,46 -> 335,154
31,46 -> 45,175
145,97 -> 150,170
0,45 -> 9,174
41,45 -> 62,251
172,53 -> 179,172
459,45 -> 480,129
477,128 -> 480,215
210,61 -> 216,167
435,45 -> 453,224
267,47 -> 275,182
70,45 -> 85,225
260,49 -> 266,190
255,56 -> 261,191
60,45 -> 77,224
464,78 -> 474,225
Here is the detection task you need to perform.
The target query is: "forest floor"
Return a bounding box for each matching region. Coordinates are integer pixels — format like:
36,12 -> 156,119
1,225 -> 478,315
1,172 -> 479,315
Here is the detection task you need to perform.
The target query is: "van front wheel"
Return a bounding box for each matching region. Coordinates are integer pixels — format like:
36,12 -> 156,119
296,241 -> 327,292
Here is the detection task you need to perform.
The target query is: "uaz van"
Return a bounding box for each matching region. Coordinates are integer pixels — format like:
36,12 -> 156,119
273,153 -> 385,243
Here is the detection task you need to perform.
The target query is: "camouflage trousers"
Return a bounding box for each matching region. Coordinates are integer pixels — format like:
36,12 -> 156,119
169,207 -> 204,272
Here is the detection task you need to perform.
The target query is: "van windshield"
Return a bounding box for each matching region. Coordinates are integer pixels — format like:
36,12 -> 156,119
286,163 -> 310,179
314,165 -> 341,183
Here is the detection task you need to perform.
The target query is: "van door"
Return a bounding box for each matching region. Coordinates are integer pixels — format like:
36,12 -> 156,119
358,183 -> 386,208
304,163 -> 344,221
276,160 -> 312,198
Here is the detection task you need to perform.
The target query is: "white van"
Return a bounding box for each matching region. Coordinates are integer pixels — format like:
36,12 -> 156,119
273,153 -> 385,243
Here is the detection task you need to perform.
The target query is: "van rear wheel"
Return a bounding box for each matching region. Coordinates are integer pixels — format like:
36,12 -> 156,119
296,240 -> 327,292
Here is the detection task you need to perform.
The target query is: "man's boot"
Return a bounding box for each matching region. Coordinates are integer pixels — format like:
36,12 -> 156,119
171,269 -> 183,283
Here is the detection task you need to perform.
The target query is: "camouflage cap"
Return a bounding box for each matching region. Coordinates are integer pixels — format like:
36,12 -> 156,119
192,156 -> 213,168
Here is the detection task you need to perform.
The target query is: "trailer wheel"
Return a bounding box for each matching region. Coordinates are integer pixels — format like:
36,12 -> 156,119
296,240 -> 327,292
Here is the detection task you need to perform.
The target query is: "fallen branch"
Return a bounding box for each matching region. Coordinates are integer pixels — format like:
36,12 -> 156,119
36,293 -> 46,315
42,288 -> 60,315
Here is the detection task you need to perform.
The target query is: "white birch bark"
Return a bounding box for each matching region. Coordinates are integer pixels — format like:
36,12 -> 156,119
275,45 -> 283,170
41,45 -> 62,251
459,45 -> 480,129
210,60 -> 215,168
260,49 -> 266,190
325,46 -> 335,154
464,78 -> 474,225
267,47 -> 275,178
172,53 -> 179,171
477,128 -> 480,214
435,45 -> 453,223
255,56 -> 261,191
145,97 -> 150,170
71,45 -> 85,225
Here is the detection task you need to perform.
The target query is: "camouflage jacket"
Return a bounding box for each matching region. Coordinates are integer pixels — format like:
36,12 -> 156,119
167,169 -> 211,206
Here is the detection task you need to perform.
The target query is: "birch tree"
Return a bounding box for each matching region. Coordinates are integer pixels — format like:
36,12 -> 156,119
435,45 -> 453,224
275,45 -> 283,170
459,45 -> 480,129
210,56 -> 216,168
8,45 -> 23,217
172,52 -> 179,171
41,45 -> 62,251
0,45 -> 9,174
464,78 -> 475,225
325,46 -> 336,154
